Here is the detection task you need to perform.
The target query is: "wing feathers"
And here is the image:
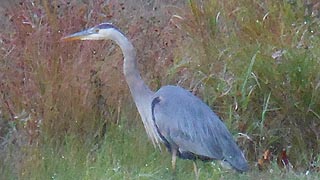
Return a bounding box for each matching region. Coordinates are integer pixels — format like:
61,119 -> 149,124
151,85 -> 248,171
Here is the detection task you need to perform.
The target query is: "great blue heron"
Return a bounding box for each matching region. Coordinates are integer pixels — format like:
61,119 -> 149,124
62,23 -> 249,176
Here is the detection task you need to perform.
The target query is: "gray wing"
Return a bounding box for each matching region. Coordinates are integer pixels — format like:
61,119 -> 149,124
152,85 -> 248,171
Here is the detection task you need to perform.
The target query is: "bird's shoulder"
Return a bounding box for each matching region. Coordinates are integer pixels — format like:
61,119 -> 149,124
153,85 -> 205,108
152,85 -> 219,123
151,85 -> 226,158
151,85 -> 229,140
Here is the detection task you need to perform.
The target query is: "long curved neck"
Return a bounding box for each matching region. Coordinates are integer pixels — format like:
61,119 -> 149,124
109,29 -> 154,106
108,28 -> 160,148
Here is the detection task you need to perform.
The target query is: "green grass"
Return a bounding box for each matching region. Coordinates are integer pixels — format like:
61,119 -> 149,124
180,0 -> 320,168
2,121 -> 320,180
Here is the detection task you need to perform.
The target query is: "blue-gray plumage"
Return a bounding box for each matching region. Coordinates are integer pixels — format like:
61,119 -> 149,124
62,23 -> 249,175
152,85 -> 248,172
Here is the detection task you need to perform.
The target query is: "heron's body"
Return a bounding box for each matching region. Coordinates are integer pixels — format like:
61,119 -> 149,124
153,85 -> 248,171
62,23 -> 249,173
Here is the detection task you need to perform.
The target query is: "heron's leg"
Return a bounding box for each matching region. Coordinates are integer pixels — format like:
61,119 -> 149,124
193,161 -> 200,180
171,149 -> 177,171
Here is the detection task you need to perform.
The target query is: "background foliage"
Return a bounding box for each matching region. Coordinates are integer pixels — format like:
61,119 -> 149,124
0,0 -> 320,179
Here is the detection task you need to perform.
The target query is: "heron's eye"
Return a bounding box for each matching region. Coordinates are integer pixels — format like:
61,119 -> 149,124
93,28 -> 100,33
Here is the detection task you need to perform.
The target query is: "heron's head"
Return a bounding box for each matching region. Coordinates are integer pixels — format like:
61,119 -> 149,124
61,23 -> 121,41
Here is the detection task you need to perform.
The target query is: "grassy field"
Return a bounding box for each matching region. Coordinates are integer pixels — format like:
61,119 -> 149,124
1,0 -> 320,179
3,122 -> 318,180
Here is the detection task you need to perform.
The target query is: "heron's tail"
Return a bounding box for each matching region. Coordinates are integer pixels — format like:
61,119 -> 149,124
223,151 -> 249,172
220,135 -> 249,172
